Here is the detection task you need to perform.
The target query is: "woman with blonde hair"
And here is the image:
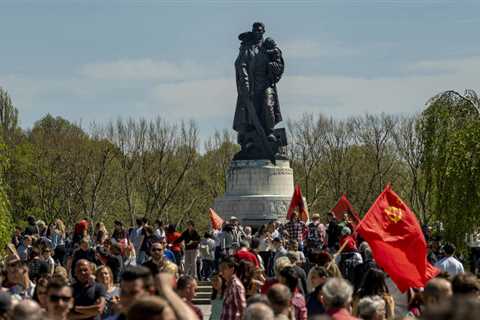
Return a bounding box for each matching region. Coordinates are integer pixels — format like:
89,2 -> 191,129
95,266 -> 120,318
94,222 -> 108,246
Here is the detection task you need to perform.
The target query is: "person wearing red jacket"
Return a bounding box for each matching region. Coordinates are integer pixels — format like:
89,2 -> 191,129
233,240 -> 259,268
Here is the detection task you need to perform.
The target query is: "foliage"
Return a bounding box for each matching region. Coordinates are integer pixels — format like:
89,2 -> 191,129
418,90 -> 480,248
0,137 -> 13,254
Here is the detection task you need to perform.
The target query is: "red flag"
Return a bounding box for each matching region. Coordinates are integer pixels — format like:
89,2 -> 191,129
287,184 -> 309,222
357,186 -> 439,292
331,194 -> 360,226
209,208 -> 224,230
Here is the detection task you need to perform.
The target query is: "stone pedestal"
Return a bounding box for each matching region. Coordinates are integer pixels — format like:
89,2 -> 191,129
213,159 -> 294,227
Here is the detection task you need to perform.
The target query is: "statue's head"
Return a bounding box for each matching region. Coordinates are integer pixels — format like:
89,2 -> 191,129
251,22 -> 265,42
264,37 -> 277,50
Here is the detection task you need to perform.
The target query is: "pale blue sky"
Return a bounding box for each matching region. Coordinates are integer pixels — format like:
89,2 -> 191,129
1,0 -> 479,139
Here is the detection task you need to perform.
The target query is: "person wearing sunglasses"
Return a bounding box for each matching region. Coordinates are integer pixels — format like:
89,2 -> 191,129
46,278 -> 73,320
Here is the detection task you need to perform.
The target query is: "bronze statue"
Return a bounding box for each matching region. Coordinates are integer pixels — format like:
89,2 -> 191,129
233,22 -> 287,163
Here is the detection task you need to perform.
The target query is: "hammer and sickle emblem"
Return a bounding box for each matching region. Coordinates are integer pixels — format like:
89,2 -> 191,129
385,206 -> 403,223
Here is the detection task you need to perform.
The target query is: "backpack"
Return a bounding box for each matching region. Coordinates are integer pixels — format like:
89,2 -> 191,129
339,252 -> 362,283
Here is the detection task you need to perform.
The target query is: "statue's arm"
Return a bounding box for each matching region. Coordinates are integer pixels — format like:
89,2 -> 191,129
235,49 -> 250,96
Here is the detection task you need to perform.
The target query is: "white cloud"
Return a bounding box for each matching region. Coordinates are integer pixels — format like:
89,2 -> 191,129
3,55 -> 479,135
79,58 -> 219,81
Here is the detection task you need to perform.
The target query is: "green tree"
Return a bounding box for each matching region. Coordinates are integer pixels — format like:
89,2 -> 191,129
0,137 -> 13,253
419,90 -> 480,248
0,87 -> 19,142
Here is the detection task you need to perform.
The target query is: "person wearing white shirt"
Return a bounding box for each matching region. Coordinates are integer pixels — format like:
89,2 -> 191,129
435,243 -> 464,277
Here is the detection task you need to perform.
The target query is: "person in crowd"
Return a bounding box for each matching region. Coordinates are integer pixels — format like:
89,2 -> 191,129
50,219 -> 67,266
286,251 -> 308,294
282,211 -> 307,249
32,276 -> 49,310
244,302 -> 275,320
154,273 -> 201,320
41,246 -> 55,276
107,266 -> 153,320
357,296 -> 386,320
126,296 -> 176,320
287,239 -> 306,267
111,221 -> 126,243
3,255 -> 35,299
73,219 -> 90,246
244,226 -> 253,242
234,240 -> 259,268
0,292 -> 12,320
250,238 -> 266,272
106,243 -> 124,284
17,235 -> 33,261
209,273 -> 225,320
271,237 -> 287,264
69,238 -> 97,276
154,219 -> 166,240
338,227 -> 363,284
123,239 -> 137,268
267,283 -> 291,320
166,224 -> 183,267
326,212 -> 340,250
46,278 -> 73,320
176,275 -> 203,320
12,226 -> 23,248
306,213 -> 326,256
95,266 -> 120,319
142,241 -> 178,276
219,256 -> 246,320
94,222 -> 109,247
451,272 -> 480,296
28,247 -> 49,282
322,277 -> 359,320
307,282 -> 326,318
435,242 -> 464,277
71,259 -> 106,320
261,256 -> 292,294
353,268 -> 394,319
237,260 -> 262,299
229,216 -> 246,251
129,217 -> 146,264
159,238 -> 176,263
24,216 -> 39,236
199,232 -> 216,281
422,278 -> 452,311
11,299 -> 43,320
307,265 -> 329,294
174,220 -> 201,278
278,266 -> 307,320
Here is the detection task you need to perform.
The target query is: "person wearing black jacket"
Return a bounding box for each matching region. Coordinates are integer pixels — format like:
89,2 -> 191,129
174,220 -> 201,278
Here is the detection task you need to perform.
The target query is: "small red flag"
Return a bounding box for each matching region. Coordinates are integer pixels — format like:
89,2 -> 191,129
331,194 -> 361,226
209,208 -> 224,230
287,184 -> 309,222
357,186 -> 439,292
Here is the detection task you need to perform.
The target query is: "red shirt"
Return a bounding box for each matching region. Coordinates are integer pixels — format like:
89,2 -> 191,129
166,232 -> 182,252
327,308 -> 359,320
233,249 -> 259,268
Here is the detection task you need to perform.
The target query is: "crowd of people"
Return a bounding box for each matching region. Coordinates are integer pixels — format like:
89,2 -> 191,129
1,211 -> 480,320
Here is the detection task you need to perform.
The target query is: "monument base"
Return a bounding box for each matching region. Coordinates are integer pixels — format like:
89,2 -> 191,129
214,159 -> 294,227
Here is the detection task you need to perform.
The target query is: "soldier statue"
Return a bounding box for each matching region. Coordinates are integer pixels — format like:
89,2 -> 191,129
233,22 -> 287,162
